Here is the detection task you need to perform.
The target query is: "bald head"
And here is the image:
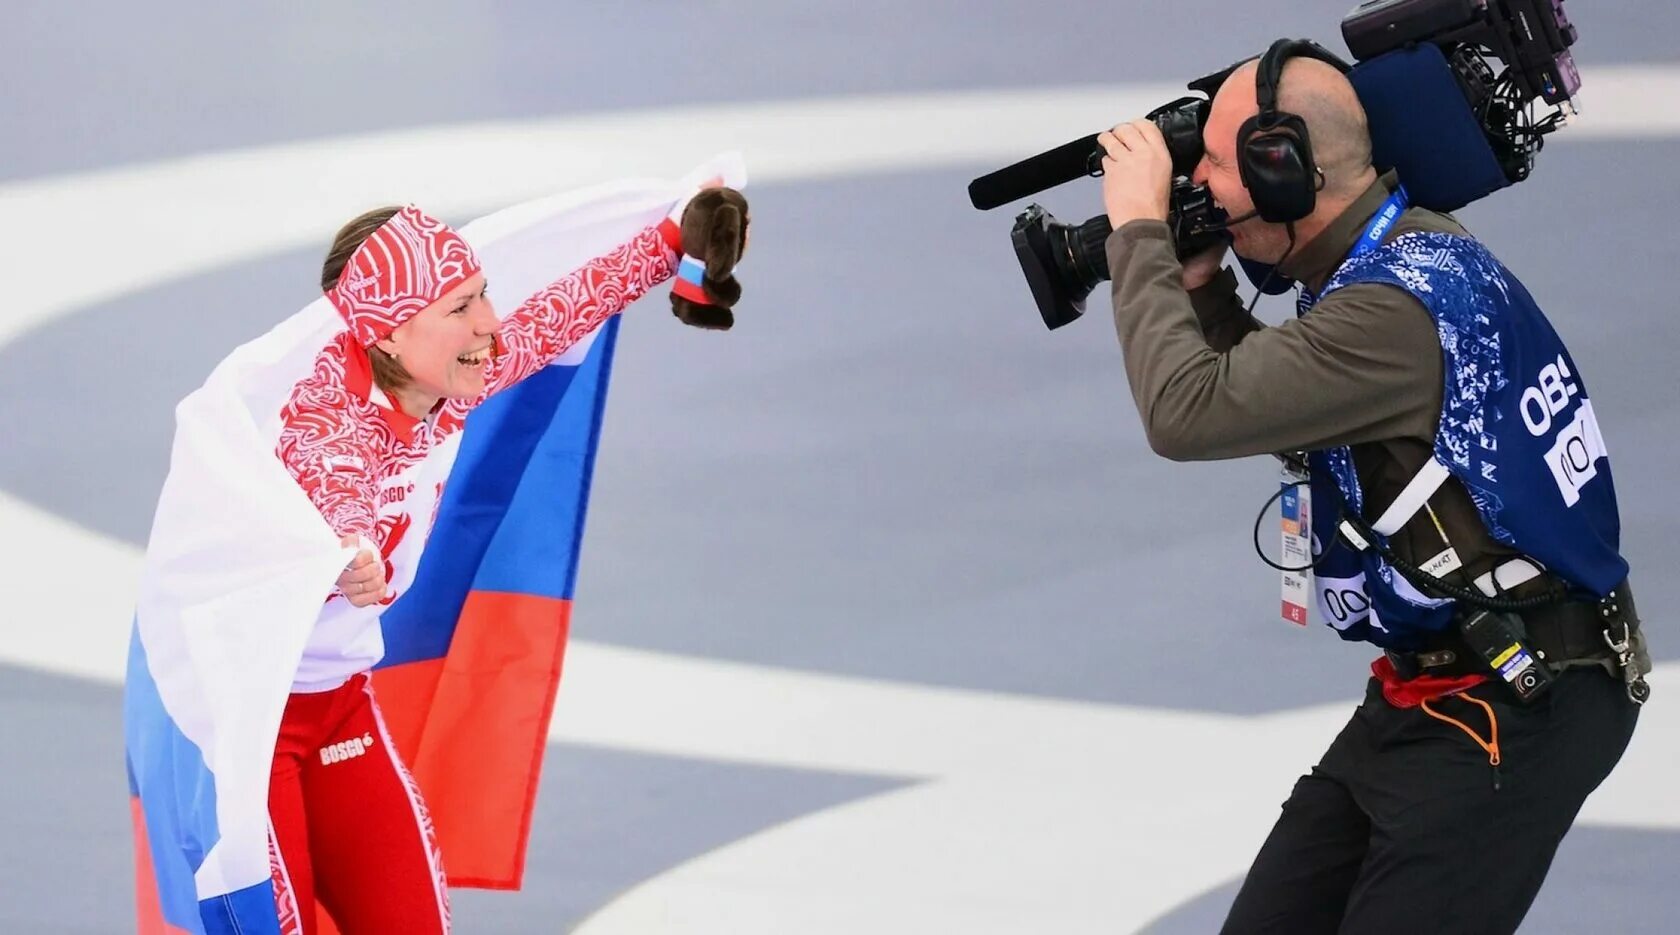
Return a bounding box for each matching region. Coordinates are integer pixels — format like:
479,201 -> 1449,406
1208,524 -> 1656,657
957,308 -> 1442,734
1211,57 -> 1374,197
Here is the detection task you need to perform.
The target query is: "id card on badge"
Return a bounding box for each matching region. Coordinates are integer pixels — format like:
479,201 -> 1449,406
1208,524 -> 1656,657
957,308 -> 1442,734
1280,464 -> 1312,627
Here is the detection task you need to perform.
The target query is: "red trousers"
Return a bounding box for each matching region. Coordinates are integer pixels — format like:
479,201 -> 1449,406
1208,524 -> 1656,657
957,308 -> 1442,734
267,674 -> 450,935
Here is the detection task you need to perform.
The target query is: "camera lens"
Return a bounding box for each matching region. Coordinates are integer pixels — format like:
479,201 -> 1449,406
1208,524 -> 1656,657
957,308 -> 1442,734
1010,205 -> 1113,330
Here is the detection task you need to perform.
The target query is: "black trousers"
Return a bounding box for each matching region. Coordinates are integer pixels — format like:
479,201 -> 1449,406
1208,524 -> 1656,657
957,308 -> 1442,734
1221,668 -> 1639,935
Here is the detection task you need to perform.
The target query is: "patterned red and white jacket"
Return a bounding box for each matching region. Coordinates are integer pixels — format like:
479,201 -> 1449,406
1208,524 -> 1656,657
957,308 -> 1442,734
276,221 -> 679,691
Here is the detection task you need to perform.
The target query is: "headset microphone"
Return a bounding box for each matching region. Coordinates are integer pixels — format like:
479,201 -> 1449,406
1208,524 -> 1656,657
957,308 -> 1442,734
1203,207 -> 1260,230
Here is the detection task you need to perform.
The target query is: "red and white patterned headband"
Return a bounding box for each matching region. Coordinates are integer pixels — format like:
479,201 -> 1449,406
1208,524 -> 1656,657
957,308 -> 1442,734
326,205 -> 483,347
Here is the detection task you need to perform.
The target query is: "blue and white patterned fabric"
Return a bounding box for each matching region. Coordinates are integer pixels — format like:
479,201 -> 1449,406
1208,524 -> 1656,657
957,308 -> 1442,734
1299,230 -> 1627,649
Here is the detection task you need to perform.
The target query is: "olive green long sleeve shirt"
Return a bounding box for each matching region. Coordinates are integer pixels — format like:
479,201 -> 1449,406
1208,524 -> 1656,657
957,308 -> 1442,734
1106,174 -> 1526,584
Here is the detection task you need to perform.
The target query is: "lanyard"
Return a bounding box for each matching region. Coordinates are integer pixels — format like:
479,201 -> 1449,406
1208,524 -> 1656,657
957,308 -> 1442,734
1278,185 -> 1410,628
1296,186 -> 1410,315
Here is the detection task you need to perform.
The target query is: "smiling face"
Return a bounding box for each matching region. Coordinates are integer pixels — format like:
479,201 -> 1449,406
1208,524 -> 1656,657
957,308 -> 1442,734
1191,57 -> 1379,266
1192,61 -> 1293,264
373,273 -> 497,412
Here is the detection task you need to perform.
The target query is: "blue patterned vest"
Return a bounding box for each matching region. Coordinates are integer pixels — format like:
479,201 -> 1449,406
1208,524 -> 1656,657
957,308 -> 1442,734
1299,228 -> 1627,650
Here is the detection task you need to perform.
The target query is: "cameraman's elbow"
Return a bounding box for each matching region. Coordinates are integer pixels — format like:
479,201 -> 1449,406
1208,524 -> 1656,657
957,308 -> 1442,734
1139,395 -> 1231,461
1141,416 -> 1204,462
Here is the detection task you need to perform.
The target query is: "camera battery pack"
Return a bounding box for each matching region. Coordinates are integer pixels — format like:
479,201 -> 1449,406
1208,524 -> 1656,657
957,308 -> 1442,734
1459,609 -> 1554,703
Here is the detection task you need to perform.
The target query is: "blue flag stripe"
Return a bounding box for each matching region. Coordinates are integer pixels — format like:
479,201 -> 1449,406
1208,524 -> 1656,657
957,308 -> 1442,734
124,622 -> 222,935
378,318 -> 620,667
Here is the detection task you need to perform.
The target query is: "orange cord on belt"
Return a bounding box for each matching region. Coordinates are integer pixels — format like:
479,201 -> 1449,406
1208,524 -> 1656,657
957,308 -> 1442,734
1420,694 -> 1501,769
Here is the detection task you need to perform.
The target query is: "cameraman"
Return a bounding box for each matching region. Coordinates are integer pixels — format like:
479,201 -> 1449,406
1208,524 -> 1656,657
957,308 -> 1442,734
1099,43 -> 1648,934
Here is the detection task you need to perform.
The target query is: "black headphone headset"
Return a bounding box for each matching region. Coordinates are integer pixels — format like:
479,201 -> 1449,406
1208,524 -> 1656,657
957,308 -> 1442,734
1236,38 -> 1354,225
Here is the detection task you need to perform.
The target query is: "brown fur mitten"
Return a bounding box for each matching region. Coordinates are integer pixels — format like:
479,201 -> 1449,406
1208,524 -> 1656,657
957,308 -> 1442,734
671,187 -> 750,331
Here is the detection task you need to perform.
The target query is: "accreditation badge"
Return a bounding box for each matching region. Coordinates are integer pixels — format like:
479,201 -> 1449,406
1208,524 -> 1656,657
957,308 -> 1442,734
1280,461 -> 1313,627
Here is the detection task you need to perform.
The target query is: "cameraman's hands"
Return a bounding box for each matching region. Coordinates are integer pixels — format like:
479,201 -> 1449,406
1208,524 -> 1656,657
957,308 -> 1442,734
1181,242 -> 1230,291
1098,120 -> 1173,230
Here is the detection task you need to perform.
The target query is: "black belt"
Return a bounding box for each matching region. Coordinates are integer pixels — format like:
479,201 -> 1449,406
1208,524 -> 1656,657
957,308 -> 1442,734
1527,580 -> 1638,661
1384,581 -> 1638,681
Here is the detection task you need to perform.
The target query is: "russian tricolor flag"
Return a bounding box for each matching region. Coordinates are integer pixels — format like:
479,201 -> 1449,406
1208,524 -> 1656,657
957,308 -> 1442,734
124,155 -> 745,934
371,313 -> 619,889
